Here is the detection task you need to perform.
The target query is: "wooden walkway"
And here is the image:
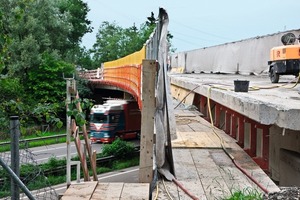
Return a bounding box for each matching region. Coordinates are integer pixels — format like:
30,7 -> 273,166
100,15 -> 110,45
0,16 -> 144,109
152,108 -> 279,200
60,107 -> 279,200
61,181 -> 149,200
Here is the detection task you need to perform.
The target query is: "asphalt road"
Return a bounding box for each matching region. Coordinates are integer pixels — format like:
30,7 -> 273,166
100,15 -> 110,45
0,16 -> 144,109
30,141 -> 99,163
30,139 -> 140,164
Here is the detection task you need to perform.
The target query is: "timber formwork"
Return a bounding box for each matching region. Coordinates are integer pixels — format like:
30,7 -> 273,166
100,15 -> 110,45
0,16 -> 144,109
193,94 -> 270,173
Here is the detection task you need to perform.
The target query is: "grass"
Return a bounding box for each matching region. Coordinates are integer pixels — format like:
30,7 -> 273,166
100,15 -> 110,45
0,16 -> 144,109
223,188 -> 263,200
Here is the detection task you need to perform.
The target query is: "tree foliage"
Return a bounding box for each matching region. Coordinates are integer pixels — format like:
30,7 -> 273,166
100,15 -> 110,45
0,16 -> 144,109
92,12 -> 157,64
0,0 -> 91,133
91,11 -> 174,64
26,53 -> 74,103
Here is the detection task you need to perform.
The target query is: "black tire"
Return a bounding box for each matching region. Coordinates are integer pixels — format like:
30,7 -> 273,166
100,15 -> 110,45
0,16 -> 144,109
270,67 -> 279,83
136,131 -> 141,139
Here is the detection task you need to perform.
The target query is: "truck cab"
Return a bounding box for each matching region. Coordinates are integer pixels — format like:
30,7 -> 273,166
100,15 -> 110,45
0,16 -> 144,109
89,100 -> 140,143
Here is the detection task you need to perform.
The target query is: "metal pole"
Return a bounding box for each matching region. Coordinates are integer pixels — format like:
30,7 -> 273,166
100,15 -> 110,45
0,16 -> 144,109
66,79 -> 72,187
0,157 -> 36,200
10,116 -> 20,200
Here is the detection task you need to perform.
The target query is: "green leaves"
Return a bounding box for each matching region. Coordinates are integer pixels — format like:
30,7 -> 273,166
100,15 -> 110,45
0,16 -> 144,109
0,0 -> 92,135
92,15 -> 157,64
102,138 -> 135,159
26,53 -> 75,103
67,98 -> 93,126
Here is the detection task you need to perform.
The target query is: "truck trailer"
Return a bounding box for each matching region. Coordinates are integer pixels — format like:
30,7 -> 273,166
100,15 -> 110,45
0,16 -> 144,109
89,99 -> 141,143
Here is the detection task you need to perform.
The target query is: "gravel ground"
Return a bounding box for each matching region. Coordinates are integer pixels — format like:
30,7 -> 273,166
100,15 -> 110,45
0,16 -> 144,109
263,187 -> 300,200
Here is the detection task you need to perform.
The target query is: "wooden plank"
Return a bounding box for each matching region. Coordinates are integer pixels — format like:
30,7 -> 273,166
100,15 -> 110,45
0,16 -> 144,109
172,131 -> 221,148
176,124 -> 194,132
176,181 -> 207,200
139,60 -> 156,183
209,150 -> 256,191
172,149 -> 207,199
120,183 -> 150,200
74,92 -> 98,181
72,120 -> 90,181
91,183 -> 124,200
190,149 -> 231,200
61,182 -> 98,200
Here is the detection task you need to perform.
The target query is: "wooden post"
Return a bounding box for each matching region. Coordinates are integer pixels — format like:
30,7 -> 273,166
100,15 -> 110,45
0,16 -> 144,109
72,120 -> 90,181
139,60 -> 156,183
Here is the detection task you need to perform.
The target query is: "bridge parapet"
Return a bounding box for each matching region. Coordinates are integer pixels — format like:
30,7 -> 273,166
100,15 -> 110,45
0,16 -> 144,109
79,68 -> 103,80
79,46 -> 146,108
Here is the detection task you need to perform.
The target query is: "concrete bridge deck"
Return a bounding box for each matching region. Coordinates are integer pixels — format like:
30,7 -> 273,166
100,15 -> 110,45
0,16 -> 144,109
169,72 -> 300,187
169,73 -> 300,131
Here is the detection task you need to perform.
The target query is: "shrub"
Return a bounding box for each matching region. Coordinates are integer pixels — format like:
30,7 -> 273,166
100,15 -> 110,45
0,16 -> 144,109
102,138 -> 135,159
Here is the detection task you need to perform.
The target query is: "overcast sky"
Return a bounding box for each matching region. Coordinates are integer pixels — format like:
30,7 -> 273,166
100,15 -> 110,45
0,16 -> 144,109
82,0 -> 300,52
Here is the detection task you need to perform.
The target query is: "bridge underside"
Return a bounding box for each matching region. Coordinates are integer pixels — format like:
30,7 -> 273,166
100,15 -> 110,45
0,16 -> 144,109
88,82 -> 136,104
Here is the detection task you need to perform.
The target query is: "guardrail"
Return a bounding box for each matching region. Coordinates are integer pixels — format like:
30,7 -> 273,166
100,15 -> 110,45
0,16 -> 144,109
0,134 -> 67,147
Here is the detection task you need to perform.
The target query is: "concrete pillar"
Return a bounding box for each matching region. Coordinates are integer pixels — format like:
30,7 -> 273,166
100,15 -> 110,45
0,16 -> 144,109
244,122 -> 251,150
269,125 -> 300,185
256,128 -> 263,158
230,115 -> 237,139
237,116 -> 245,147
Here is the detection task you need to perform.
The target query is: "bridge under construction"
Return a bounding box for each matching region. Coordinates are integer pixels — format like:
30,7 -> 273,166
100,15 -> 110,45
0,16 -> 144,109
60,8 -> 300,200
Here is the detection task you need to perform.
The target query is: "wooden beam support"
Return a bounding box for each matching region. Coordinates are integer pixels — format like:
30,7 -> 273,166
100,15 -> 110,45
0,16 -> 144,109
139,60 -> 156,183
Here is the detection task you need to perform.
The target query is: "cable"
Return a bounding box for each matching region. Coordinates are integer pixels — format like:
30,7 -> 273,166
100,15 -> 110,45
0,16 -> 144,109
207,86 -> 270,194
174,85 -> 200,109
153,181 -> 159,200
250,73 -> 300,90
172,178 -> 200,200
162,178 -> 174,200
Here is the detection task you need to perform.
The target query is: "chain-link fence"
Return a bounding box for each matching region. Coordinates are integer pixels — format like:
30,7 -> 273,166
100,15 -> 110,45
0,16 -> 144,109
0,116 -> 58,200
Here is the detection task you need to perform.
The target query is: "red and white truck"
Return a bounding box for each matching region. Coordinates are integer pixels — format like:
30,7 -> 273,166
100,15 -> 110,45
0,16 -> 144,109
89,99 -> 141,143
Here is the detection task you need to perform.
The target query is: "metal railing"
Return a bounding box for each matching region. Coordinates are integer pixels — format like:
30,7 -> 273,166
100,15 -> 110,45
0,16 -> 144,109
0,134 -> 67,147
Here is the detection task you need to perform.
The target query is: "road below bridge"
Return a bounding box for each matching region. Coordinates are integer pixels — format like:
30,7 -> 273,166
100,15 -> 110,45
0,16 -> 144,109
28,139 -> 140,164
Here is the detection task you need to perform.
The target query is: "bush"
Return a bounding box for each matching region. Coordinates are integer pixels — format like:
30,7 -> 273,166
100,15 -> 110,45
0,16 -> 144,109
102,138 -> 135,159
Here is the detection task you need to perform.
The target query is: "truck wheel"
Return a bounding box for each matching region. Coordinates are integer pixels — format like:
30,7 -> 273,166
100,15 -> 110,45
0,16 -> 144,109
270,68 -> 279,83
136,132 -> 141,139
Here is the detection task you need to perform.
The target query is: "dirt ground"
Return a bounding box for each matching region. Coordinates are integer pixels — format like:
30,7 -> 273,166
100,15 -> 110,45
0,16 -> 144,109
263,187 -> 300,199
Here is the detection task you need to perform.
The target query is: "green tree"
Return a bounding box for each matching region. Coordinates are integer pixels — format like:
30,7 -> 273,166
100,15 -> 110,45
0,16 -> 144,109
1,0 -> 91,77
92,21 -> 124,64
92,12 -> 158,64
59,0 -> 92,46
58,0 -> 92,64
0,0 -> 92,133
76,47 -> 96,70
26,53 -> 74,104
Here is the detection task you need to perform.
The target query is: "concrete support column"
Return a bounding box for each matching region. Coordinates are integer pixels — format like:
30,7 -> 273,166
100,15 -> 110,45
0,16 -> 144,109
214,104 -> 221,127
200,96 -> 207,118
253,125 -> 270,172
231,114 -> 237,139
237,116 -> 245,147
225,110 -> 231,134
250,123 -> 257,157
